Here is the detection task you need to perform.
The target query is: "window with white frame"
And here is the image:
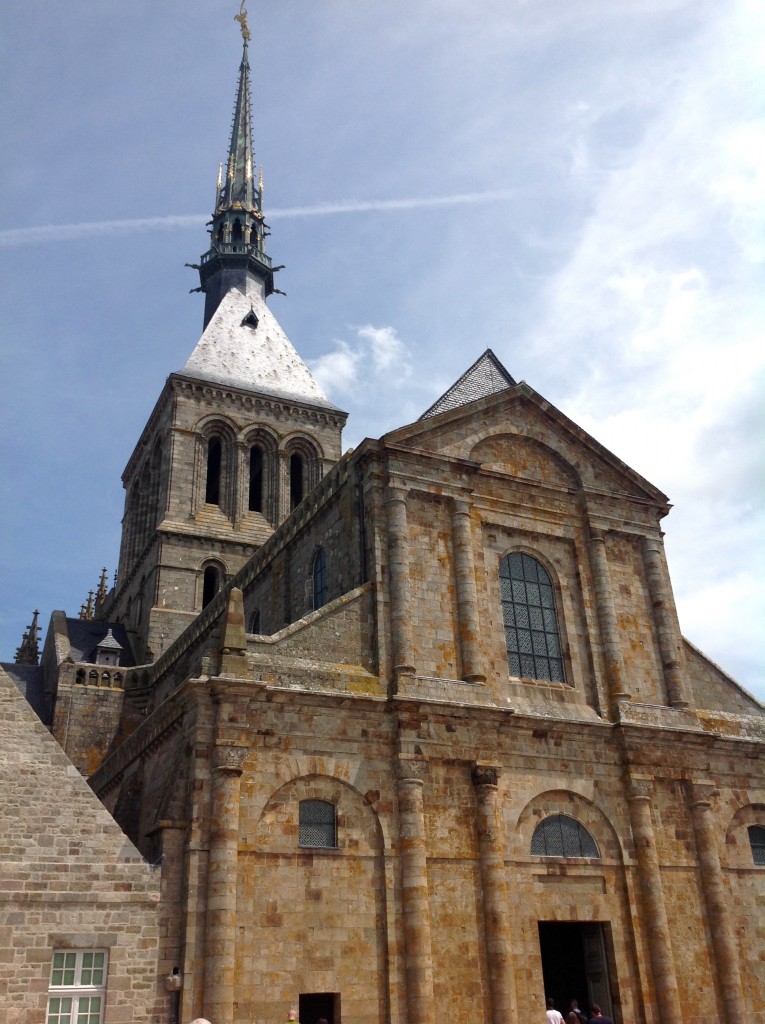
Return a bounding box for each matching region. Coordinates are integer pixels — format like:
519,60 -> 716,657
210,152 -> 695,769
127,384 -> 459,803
47,949 -> 108,1024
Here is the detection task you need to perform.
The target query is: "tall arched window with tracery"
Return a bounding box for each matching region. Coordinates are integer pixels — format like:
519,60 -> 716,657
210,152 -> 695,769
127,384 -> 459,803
499,552 -> 565,682
531,815 -> 599,858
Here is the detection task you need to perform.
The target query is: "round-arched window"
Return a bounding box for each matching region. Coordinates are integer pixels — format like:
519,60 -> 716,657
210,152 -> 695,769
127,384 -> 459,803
500,552 -> 565,682
531,814 -> 599,858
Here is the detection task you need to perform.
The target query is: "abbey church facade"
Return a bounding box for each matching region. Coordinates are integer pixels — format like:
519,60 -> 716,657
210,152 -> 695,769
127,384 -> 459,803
1,15 -> 763,1024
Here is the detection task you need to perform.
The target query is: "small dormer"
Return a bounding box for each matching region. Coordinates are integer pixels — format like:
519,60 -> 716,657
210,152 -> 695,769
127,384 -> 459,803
95,629 -> 123,667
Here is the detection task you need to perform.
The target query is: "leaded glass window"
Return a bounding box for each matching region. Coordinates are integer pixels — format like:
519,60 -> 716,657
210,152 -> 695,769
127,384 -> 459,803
299,799 -> 337,848
749,825 -> 765,866
313,548 -> 328,610
500,552 -> 565,682
531,814 -> 599,858
47,950 -> 108,1024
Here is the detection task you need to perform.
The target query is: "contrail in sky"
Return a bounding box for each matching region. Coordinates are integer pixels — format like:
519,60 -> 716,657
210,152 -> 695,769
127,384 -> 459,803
0,189 -> 521,247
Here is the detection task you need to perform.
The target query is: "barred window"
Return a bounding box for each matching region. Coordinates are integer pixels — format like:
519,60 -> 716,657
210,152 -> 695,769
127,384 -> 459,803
299,799 -> 337,849
749,825 -> 765,866
500,552 -> 565,682
531,814 -> 599,858
47,949 -> 108,1024
313,548 -> 328,611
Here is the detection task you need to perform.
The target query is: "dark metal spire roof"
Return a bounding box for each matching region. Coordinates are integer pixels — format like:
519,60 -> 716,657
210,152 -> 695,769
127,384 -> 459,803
217,35 -> 258,214
196,4 -> 277,327
419,349 -> 517,419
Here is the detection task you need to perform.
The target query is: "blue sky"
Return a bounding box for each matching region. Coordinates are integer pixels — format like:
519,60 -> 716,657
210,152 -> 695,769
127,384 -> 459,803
1,1 -> 763,699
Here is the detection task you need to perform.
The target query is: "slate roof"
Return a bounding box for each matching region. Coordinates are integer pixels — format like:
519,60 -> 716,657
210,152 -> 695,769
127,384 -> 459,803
420,348 -> 516,419
0,663 -> 48,722
65,620 -> 136,666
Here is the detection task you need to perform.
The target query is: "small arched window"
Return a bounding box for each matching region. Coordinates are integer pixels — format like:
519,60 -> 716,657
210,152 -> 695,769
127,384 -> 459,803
205,437 -> 222,505
748,825 -> 765,866
290,453 -> 304,510
249,445 -> 264,513
531,814 -> 599,858
299,799 -> 337,849
202,565 -> 221,608
313,548 -> 328,610
250,609 -> 261,634
500,552 -> 565,682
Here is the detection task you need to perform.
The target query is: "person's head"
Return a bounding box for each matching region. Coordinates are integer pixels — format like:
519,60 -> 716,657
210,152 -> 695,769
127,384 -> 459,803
591,1007 -> 602,1017
288,1011 -> 298,1022
547,999 -> 556,1010
570,1002 -> 580,1011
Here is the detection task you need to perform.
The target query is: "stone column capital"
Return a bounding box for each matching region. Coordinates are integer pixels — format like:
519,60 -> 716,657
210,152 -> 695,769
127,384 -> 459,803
212,744 -> 248,776
396,755 -> 428,784
385,483 -> 410,506
472,764 -> 501,789
450,497 -> 472,518
687,781 -> 719,809
626,776 -> 653,803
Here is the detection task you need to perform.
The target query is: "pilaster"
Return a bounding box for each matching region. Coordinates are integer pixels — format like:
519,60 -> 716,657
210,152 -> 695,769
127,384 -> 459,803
625,776 -> 682,1024
686,783 -> 745,1024
451,500 -> 485,682
471,764 -> 516,1024
395,757 -> 435,1024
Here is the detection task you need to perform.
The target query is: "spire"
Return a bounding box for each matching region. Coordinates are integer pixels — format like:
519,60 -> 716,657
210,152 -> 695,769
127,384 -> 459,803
14,610 -> 40,666
197,3 -> 276,328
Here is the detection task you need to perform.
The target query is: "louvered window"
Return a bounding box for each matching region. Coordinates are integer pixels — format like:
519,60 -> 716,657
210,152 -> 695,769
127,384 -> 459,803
500,552 -> 565,682
299,799 -> 336,849
531,814 -> 599,858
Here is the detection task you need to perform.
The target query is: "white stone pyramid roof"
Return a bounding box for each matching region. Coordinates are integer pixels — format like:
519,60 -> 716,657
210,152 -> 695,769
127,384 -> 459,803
181,287 -> 336,408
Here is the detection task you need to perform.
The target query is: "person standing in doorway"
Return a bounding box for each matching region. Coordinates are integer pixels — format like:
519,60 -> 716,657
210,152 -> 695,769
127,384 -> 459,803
569,998 -> 588,1024
589,1005 -> 613,1024
547,998 -> 565,1024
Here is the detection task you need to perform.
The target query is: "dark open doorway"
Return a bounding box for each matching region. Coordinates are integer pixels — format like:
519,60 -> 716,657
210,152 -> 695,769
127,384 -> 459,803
538,921 -> 617,1023
299,992 -> 339,1024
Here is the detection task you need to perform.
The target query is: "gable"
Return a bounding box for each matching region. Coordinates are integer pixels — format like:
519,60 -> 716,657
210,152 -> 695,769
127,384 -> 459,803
385,383 -> 666,503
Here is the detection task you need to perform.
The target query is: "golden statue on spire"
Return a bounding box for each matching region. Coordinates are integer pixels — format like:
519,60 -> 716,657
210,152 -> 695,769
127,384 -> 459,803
234,1 -> 251,41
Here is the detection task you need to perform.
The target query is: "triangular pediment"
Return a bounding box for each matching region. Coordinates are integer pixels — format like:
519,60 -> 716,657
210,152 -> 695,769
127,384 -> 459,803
181,287 -> 339,409
385,378 -> 668,504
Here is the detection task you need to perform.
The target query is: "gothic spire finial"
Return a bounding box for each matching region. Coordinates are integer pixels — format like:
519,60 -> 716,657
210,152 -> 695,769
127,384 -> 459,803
196,2 -> 276,326
14,609 -> 40,665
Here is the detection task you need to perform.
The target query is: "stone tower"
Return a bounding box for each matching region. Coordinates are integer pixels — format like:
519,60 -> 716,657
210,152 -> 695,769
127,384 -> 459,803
99,23 -> 347,663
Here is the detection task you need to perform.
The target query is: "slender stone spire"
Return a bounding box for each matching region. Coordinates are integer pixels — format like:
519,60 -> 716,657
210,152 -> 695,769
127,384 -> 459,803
14,610 -> 40,666
197,3 -> 276,327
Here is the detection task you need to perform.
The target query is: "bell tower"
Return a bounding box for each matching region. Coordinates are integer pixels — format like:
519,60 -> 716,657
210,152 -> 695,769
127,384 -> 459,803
100,7 -> 347,662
